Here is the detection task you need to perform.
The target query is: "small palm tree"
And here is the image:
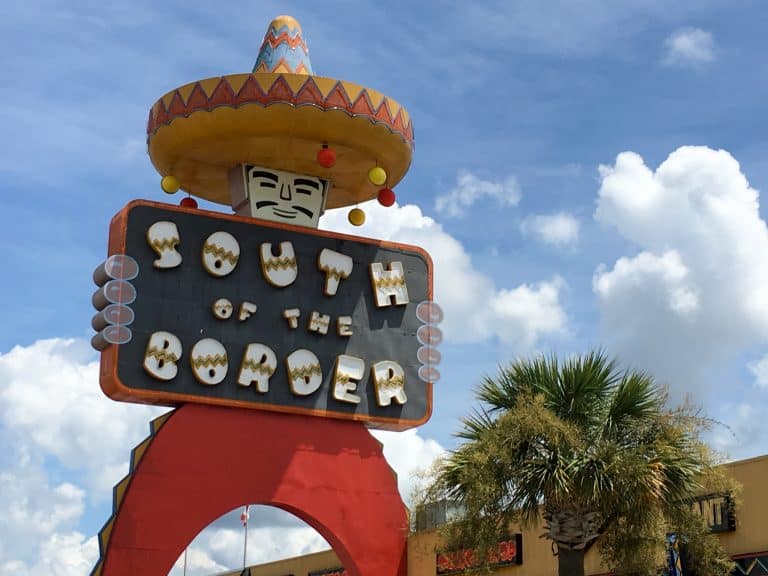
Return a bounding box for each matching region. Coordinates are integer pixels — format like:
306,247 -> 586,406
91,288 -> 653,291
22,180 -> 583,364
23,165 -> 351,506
430,351 -> 733,576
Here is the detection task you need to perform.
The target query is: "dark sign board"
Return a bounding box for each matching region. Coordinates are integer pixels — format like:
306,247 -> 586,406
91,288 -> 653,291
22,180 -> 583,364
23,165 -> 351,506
436,535 -> 523,574
97,200 -> 436,430
689,492 -> 736,533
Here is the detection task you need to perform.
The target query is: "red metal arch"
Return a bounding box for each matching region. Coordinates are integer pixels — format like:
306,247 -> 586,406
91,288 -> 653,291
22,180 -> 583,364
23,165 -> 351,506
99,404 -> 409,576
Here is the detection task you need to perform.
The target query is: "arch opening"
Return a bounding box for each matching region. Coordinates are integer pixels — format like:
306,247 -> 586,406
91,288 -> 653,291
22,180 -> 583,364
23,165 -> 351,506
169,504 -> 334,575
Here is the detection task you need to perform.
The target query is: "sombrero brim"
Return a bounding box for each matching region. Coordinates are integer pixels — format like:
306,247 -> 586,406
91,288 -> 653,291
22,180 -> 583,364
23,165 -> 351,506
147,73 -> 414,209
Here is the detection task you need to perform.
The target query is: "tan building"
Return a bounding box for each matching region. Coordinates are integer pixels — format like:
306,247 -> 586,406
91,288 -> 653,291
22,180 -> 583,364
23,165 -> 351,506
223,455 -> 768,576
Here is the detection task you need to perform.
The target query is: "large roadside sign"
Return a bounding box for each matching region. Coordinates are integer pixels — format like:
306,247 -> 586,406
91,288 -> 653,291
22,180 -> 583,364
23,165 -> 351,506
93,200 -> 439,430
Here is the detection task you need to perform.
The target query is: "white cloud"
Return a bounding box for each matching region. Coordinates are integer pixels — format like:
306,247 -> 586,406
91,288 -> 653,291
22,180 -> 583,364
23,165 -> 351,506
662,27 -> 715,68
434,171 -> 521,218
372,428 -> 445,504
594,251 -> 699,319
170,545 -> 228,576
749,355 -> 768,388
0,338 -> 167,497
321,201 -> 568,348
520,212 -> 580,247
0,459 -> 83,562
29,533 -> 98,576
169,516 -> 332,575
0,532 -> 98,576
0,453 -> 98,575
491,277 -> 568,348
593,146 -> 768,400
0,339 -> 166,572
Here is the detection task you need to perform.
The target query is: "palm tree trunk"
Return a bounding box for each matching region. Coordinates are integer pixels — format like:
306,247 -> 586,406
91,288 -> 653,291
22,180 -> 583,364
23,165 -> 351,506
557,547 -> 585,576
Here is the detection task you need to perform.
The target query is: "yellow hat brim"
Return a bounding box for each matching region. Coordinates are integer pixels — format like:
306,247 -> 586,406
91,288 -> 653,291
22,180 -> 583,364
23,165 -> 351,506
147,73 -> 414,209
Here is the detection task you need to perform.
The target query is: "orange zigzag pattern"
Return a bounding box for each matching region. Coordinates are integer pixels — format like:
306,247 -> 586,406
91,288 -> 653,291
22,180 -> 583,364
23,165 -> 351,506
147,75 -> 414,145
260,31 -> 309,51
253,59 -> 309,74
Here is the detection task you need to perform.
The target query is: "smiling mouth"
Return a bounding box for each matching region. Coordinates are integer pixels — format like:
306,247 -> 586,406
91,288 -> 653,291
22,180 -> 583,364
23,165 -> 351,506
272,208 -> 297,219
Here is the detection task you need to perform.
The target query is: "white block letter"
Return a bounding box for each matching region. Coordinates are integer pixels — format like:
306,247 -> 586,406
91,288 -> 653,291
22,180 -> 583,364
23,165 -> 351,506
283,308 -> 300,329
260,242 -> 297,287
190,338 -> 228,385
369,262 -> 409,307
238,343 -> 277,393
308,311 -> 330,335
337,316 -> 353,337
318,249 -> 353,296
143,331 -> 182,381
147,221 -> 182,269
239,301 -> 257,321
202,231 -> 240,277
371,361 -> 407,406
286,349 -> 322,396
333,355 -> 364,404
212,298 -> 233,320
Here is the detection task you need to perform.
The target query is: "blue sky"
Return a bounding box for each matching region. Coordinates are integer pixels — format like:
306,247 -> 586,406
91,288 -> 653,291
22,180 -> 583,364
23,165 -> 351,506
1,0 -> 767,573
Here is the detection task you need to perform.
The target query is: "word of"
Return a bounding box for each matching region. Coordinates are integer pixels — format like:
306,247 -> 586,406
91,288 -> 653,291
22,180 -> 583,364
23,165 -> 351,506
211,298 -> 258,321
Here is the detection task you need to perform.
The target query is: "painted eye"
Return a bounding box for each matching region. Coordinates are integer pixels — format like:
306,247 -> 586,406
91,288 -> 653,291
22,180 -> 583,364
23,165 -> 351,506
257,181 -> 276,189
292,178 -> 321,196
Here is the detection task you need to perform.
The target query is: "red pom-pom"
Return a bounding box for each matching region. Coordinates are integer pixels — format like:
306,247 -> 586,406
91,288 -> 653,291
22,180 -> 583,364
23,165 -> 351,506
317,146 -> 336,168
377,187 -> 396,207
180,197 -> 198,208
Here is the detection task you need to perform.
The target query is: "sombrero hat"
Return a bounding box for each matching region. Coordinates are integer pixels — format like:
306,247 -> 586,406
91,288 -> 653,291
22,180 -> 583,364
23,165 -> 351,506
146,15 -> 413,210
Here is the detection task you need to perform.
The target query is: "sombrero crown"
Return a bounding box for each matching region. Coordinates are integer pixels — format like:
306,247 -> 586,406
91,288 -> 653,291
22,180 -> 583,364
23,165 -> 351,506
146,15 -> 413,209
252,15 -> 313,74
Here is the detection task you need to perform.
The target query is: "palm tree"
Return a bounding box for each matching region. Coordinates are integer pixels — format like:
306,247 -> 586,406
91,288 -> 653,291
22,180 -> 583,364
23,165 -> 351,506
430,351 -> 733,576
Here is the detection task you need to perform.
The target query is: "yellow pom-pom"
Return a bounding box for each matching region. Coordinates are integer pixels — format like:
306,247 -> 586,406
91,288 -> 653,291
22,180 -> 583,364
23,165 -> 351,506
368,166 -> 387,186
348,208 -> 366,226
161,175 -> 180,194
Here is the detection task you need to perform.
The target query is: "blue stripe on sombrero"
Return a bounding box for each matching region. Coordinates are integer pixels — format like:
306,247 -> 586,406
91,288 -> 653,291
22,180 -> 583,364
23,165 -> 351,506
253,43 -> 313,74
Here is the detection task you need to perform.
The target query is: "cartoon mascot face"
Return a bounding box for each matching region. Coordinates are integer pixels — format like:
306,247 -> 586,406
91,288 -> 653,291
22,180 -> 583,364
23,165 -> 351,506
244,165 -> 329,228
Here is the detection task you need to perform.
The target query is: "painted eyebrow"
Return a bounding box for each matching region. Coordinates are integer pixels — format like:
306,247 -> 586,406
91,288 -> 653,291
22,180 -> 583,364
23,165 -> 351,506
293,205 -> 314,218
250,171 -> 278,181
293,178 -> 321,190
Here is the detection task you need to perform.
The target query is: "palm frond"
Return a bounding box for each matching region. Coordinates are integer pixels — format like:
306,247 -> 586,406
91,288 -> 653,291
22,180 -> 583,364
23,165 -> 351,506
601,370 -> 664,439
456,408 -> 497,441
